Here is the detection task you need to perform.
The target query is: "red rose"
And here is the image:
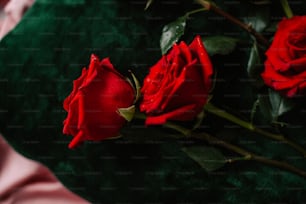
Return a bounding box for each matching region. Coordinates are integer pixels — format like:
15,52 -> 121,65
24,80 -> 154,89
63,54 -> 135,149
261,16 -> 306,97
140,35 -> 213,125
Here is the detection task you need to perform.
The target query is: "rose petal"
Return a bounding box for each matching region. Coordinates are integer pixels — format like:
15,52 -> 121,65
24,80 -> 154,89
178,41 -> 193,64
63,68 -> 87,111
63,56 -> 135,147
68,130 -> 84,149
189,35 -> 213,94
145,104 -> 198,125
261,60 -> 306,97
141,36 -> 213,124
160,59 -> 205,111
262,16 -> 306,97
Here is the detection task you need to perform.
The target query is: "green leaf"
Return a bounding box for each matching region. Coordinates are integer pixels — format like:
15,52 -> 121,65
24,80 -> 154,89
203,36 -> 238,56
182,146 -> 226,172
250,98 -> 260,124
131,72 -> 141,103
160,16 -> 186,55
258,94 -> 273,122
192,110 -> 205,130
117,105 -> 135,122
144,0 -> 154,10
264,21 -> 278,33
268,89 -> 295,119
244,5 -> 270,32
247,43 -> 264,88
258,94 -> 289,126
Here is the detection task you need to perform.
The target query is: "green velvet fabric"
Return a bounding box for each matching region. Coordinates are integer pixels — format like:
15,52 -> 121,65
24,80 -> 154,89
0,0 -> 306,203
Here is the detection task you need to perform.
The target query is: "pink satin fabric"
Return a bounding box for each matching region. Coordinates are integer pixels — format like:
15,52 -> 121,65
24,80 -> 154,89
0,1 -> 89,203
0,0 -> 34,39
0,135 -> 89,203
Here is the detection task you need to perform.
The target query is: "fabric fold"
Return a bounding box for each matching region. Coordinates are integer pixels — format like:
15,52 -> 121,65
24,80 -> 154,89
0,135 -> 89,203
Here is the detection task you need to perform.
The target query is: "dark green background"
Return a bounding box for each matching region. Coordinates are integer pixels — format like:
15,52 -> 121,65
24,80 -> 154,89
1,0 -> 306,203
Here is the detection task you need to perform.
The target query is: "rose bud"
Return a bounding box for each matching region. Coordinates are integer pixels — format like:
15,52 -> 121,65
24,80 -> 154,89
261,16 -> 306,97
140,35 -> 213,125
63,54 -> 135,149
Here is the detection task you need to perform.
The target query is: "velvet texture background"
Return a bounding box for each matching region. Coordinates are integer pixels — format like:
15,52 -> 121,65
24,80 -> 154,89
1,0 -> 306,203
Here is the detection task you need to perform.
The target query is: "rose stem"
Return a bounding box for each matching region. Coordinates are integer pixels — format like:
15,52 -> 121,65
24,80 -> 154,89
162,121 -> 306,178
195,0 -> 270,47
133,112 -> 306,178
184,8 -> 207,18
280,0 -> 293,18
191,132 -> 306,178
133,112 -> 191,137
204,103 -> 306,158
